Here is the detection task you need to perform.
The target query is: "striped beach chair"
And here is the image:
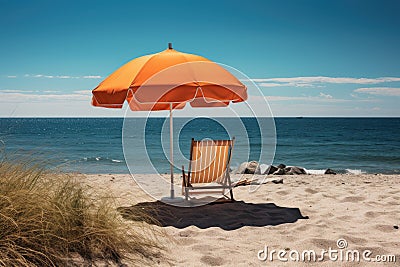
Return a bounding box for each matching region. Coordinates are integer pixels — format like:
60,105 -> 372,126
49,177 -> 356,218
182,138 -> 235,201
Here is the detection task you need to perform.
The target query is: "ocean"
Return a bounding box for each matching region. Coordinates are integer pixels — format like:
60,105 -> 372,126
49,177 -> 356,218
0,118 -> 399,174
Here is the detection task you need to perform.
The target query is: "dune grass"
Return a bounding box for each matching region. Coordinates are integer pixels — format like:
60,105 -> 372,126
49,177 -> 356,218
0,158 -> 163,266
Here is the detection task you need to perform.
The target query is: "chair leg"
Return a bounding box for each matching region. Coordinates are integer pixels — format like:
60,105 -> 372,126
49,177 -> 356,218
226,173 -> 234,201
185,188 -> 189,201
181,165 -> 186,195
229,188 -> 234,201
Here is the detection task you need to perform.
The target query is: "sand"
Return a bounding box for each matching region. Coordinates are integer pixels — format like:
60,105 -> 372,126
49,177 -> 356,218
83,173 -> 400,266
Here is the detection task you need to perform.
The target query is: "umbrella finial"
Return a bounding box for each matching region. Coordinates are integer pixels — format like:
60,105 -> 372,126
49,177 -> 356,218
168,43 -> 173,49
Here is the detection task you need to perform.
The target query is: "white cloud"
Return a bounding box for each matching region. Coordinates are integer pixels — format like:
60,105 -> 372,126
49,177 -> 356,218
253,76 -> 400,84
73,90 -> 92,95
42,90 -> 61,93
22,74 -> 101,79
253,76 -> 400,89
319,92 -> 333,99
0,89 -> 34,93
354,87 -> 400,96
265,96 -> 310,101
83,75 -> 102,79
265,95 -> 349,102
259,82 -> 316,88
258,83 -> 286,88
265,93 -> 378,103
28,74 -> 55,78
0,91 -> 90,102
7,75 -> 17,78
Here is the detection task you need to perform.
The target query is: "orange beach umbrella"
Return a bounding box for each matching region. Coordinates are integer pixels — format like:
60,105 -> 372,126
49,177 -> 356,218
92,43 -> 247,200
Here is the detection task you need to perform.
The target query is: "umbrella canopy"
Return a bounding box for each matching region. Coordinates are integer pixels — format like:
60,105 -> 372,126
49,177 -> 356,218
91,44 -> 247,201
92,43 -> 247,110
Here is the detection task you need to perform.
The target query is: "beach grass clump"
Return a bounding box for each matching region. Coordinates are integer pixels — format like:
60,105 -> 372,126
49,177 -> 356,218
0,159 -> 162,266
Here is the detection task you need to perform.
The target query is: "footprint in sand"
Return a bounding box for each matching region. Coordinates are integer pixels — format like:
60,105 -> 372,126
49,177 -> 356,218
178,229 -> 196,237
337,215 -> 352,221
375,224 -> 397,233
305,188 -> 318,194
178,238 -> 197,246
200,255 -> 224,266
310,238 -> 333,249
294,224 -> 312,232
276,190 -> 290,196
340,196 -> 366,203
341,235 -> 368,245
192,244 -> 214,251
364,211 -> 385,218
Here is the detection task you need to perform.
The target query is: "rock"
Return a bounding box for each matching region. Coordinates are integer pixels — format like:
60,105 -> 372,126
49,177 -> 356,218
237,162 -> 307,175
236,161 -> 261,174
236,162 -> 248,174
272,178 -> 283,184
259,164 -> 270,175
244,161 -> 259,174
296,166 -> 307,175
273,168 -> 286,175
277,163 -> 286,169
285,166 -> 307,175
284,167 -> 294,175
267,165 -> 278,175
325,168 -> 337,175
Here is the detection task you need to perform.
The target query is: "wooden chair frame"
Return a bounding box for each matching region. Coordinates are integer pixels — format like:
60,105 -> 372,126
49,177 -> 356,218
182,137 -> 235,201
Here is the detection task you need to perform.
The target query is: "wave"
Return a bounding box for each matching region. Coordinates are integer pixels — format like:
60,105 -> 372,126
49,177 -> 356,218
344,169 -> 366,175
82,157 -> 124,164
304,169 -> 326,175
305,168 -> 366,175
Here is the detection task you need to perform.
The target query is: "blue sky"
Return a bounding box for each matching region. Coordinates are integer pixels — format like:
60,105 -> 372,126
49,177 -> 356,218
0,0 -> 399,117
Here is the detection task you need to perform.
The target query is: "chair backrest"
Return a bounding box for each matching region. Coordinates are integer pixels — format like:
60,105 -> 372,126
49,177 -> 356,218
188,138 -> 234,184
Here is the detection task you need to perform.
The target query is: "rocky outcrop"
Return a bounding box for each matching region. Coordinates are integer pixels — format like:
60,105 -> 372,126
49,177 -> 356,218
236,162 -> 334,176
324,168 -> 337,175
237,162 -> 307,175
245,161 -> 259,174
285,166 -> 307,175
277,164 -> 286,169
273,168 -> 286,175
267,165 -> 278,175
236,162 -> 249,174
236,161 -> 268,174
236,162 -> 284,175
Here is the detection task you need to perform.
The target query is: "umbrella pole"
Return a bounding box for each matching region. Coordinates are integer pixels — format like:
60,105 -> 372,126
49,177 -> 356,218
169,103 -> 175,198
161,103 -> 183,203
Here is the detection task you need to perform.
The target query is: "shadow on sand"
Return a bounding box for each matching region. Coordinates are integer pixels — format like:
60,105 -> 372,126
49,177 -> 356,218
118,200 -> 308,230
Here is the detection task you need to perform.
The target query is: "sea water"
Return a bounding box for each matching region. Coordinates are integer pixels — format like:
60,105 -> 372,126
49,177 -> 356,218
0,118 -> 399,174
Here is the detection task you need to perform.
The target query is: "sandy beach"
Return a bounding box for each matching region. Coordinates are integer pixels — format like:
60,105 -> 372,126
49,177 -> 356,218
82,173 -> 400,266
